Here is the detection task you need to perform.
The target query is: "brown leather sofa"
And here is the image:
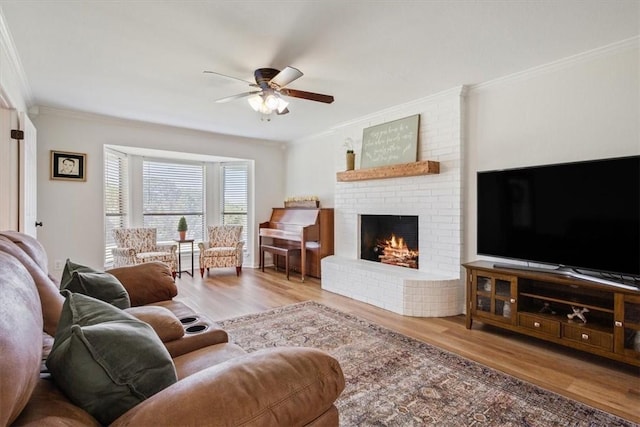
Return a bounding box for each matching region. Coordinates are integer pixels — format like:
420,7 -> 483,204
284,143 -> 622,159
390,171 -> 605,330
0,231 -> 345,426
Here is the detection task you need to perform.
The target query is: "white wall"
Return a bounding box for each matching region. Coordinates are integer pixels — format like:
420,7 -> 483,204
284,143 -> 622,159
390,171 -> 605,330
464,39 -> 639,263
285,132 -> 338,206
286,39 -> 640,271
33,108 -> 286,273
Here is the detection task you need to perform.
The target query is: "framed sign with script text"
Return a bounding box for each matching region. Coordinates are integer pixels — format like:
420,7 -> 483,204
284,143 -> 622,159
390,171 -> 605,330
360,114 -> 420,168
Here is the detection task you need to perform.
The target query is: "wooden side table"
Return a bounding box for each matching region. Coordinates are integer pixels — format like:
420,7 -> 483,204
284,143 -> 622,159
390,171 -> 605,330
173,239 -> 194,278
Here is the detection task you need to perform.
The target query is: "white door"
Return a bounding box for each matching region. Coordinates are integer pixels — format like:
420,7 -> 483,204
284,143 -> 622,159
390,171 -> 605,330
18,111 -> 37,237
0,108 -> 19,231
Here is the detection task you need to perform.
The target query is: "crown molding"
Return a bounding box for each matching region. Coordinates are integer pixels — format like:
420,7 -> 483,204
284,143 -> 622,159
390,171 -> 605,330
0,6 -> 33,106
336,85 -> 466,129
36,105 -> 281,148
0,86 -> 10,109
291,85 -> 466,144
469,36 -> 639,93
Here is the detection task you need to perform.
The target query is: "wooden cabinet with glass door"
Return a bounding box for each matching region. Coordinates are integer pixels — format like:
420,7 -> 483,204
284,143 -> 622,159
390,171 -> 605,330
467,270 -> 517,328
615,294 -> 640,362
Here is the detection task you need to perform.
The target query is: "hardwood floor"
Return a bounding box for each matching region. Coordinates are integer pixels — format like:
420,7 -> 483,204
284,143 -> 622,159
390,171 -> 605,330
175,267 -> 640,423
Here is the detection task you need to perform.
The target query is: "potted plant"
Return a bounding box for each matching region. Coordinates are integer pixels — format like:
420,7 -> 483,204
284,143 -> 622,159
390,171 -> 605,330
177,216 -> 188,241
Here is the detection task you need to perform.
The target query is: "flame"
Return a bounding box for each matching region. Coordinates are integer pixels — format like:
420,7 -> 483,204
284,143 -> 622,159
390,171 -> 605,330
387,234 -> 405,249
380,234 -> 418,257
375,233 -> 419,269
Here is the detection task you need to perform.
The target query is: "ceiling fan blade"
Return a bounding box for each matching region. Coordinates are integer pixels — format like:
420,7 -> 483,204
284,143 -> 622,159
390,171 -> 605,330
269,66 -> 303,89
203,70 -> 255,86
215,91 -> 262,103
276,107 -> 290,115
280,88 -> 334,104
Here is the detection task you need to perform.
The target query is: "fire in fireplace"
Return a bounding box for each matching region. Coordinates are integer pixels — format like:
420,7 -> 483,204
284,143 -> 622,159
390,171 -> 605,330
360,215 -> 419,269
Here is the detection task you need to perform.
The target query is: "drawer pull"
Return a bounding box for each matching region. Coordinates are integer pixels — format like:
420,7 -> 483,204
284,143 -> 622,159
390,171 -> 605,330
581,333 -> 589,340
533,322 -> 541,328
510,298 -> 516,304
614,321 -> 623,327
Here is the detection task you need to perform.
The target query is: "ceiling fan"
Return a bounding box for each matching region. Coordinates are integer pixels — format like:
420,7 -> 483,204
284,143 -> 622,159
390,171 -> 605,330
204,66 -> 334,118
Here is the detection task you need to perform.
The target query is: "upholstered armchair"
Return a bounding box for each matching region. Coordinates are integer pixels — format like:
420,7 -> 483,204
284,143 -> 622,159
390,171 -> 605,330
198,225 -> 244,277
112,228 -> 177,278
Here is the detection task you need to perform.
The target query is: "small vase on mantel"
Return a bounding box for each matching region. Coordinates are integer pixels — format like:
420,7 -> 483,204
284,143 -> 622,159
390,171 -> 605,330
346,151 -> 355,171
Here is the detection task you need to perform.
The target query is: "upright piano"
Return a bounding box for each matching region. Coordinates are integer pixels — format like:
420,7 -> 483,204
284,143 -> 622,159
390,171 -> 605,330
259,208 -> 334,280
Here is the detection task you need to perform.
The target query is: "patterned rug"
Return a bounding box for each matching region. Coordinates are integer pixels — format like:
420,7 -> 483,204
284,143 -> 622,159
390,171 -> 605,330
219,301 -> 636,427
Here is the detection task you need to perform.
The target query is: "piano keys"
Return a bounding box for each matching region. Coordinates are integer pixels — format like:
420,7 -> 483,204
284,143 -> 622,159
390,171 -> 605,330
259,208 -> 334,280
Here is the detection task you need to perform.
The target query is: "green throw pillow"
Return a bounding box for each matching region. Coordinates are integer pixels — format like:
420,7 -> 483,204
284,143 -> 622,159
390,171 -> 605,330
60,258 -> 98,287
46,291 -> 177,425
60,259 -> 130,309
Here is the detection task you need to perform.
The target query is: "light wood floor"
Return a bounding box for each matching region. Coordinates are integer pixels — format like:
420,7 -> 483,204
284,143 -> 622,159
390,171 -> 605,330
175,267 -> 640,423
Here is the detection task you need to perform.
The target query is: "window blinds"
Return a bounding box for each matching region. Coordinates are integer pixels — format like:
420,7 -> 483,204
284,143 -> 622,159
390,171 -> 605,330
142,160 -> 205,242
221,163 -> 248,244
104,150 -> 128,265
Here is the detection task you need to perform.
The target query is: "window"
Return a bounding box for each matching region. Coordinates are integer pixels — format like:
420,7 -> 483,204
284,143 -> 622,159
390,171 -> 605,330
104,149 -> 128,266
143,160 -> 205,242
221,163 -> 248,244
103,152 -> 249,266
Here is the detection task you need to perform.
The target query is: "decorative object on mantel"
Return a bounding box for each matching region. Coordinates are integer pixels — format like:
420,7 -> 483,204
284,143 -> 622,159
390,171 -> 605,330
344,137 -> 356,171
336,160 -> 439,182
177,216 -> 188,241
360,114 -> 419,168
284,196 -> 319,208
346,151 -> 355,171
50,150 -> 87,182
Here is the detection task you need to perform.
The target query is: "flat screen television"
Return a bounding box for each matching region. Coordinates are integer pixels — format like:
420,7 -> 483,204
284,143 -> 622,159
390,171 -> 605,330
477,156 -> 640,285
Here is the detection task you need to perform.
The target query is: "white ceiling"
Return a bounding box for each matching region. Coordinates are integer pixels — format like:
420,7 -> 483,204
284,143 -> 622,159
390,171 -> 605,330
1,1 -> 638,143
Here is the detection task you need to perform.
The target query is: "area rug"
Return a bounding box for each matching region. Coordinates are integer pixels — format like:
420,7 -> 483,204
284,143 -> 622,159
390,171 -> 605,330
219,301 -> 636,427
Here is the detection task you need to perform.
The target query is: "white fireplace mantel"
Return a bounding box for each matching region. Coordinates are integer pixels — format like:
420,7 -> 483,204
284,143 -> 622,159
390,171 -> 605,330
336,160 -> 440,182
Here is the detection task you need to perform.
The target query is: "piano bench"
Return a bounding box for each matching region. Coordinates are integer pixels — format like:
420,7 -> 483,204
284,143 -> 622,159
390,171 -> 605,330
260,243 -> 302,280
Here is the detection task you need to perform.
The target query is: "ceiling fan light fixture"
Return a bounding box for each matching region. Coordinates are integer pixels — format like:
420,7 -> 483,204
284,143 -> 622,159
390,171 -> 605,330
259,103 -> 272,115
264,93 -> 280,110
248,94 -> 263,112
248,91 -> 288,116
276,97 -> 289,114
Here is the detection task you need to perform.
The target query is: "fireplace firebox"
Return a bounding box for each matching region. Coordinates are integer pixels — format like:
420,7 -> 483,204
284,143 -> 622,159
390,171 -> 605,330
360,215 -> 419,269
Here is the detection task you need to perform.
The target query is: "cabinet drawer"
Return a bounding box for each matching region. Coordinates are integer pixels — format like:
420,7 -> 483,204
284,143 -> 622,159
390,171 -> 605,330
518,313 -> 560,337
562,324 -> 613,351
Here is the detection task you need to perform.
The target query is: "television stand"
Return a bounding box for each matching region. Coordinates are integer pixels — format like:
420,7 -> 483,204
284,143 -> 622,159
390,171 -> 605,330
464,261 -> 640,366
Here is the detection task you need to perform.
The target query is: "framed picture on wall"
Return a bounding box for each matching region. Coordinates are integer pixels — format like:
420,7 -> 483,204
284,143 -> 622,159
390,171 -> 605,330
50,150 -> 86,181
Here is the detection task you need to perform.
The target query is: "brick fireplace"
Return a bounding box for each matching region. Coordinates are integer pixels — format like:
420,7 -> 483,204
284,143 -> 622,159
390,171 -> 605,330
321,86 -> 465,317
